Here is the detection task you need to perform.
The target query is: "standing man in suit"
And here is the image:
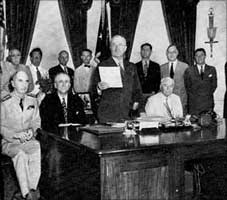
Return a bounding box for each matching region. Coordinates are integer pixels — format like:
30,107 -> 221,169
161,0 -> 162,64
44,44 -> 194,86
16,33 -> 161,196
92,35 -> 143,123
161,44 -> 188,115
49,50 -> 74,88
40,72 -> 87,135
136,43 -> 160,94
184,48 -> 217,116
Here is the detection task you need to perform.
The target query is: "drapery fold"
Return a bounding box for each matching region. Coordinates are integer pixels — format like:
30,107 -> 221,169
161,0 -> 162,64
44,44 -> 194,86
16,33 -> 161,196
109,0 -> 142,60
6,0 -> 40,64
58,0 -> 92,68
161,0 -> 199,65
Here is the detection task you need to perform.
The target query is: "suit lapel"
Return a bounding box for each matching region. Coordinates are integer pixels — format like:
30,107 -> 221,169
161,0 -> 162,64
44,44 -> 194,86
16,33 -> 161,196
193,65 -> 200,77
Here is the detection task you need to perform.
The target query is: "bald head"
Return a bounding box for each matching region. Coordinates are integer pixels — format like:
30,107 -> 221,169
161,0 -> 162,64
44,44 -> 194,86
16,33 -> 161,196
11,70 -> 29,95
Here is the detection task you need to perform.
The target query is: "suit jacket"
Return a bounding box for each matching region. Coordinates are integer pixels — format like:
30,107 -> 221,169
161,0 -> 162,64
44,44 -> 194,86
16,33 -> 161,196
49,64 -> 74,85
92,57 -> 143,123
161,60 -> 188,114
40,92 -> 87,135
136,60 -> 160,94
184,64 -> 217,115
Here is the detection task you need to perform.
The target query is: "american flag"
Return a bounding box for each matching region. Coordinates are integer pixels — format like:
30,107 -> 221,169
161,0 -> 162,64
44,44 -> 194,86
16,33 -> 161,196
0,0 -> 4,28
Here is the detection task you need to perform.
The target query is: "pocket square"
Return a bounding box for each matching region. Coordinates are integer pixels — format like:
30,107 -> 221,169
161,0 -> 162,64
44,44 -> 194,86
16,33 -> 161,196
208,74 -> 213,77
27,105 -> 35,110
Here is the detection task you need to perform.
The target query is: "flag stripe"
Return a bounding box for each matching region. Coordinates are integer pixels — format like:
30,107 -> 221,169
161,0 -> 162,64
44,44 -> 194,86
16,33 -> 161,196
0,0 -> 5,28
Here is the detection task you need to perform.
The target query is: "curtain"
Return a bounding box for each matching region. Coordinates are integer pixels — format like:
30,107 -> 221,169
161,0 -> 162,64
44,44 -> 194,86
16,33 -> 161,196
6,0 -> 40,64
58,0 -> 92,68
161,0 -> 199,66
95,1 -> 110,61
109,0 -> 142,60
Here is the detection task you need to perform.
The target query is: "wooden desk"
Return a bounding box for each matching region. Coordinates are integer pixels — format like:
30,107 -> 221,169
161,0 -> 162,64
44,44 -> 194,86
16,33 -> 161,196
39,120 -> 227,200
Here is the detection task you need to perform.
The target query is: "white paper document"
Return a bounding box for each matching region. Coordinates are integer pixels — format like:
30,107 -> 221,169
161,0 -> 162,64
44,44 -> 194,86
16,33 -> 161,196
99,66 -> 123,88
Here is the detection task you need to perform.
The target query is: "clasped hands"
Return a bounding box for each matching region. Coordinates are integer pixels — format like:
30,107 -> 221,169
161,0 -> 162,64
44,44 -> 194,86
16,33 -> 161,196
13,129 -> 34,143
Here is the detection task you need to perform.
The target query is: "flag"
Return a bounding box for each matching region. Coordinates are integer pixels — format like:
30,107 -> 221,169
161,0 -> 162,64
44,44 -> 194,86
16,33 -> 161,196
0,0 -> 4,28
95,0 -> 111,61
0,0 -> 6,64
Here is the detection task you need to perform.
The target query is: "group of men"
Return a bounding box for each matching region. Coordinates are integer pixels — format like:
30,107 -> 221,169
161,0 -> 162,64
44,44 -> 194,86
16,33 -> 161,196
0,34 -> 218,200
136,42 -> 217,118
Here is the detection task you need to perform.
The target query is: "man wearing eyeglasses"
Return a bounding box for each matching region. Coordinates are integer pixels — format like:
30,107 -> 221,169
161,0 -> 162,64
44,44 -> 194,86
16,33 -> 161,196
91,35 -> 143,123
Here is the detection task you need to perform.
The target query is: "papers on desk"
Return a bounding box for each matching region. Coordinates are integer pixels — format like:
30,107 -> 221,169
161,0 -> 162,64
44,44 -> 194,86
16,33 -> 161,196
139,135 -> 159,145
58,123 -> 81,127
99,66 -> 123,88
136,116 -> 163,130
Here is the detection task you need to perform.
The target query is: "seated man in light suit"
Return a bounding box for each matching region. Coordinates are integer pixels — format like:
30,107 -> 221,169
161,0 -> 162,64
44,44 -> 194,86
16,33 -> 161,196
1,70 -> 41,200
145,77 -> 183,119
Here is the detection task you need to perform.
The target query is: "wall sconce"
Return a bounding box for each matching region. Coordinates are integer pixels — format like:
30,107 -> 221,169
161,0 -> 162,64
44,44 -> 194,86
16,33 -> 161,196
205,8 -> 218,58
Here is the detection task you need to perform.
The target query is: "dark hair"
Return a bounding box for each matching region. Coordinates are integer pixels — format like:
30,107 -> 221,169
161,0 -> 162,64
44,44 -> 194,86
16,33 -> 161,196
81,48 -> 92,56
30,47 -> 43,58
167,44 -> 178,52
194,48 -> 206,56
140,43 -> 152,51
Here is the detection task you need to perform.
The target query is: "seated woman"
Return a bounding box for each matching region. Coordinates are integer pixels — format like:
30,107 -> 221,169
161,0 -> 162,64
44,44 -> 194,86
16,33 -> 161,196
145,77 -> 183,119
1,70 -> 41,200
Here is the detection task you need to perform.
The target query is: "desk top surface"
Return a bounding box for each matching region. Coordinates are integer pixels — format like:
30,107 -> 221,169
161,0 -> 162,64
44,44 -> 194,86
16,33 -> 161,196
48,119 -> 227,155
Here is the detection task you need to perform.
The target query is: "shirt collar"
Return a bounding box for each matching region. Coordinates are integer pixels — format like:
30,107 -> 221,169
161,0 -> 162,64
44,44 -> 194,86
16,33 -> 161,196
112,57 -> 124,68
58,93 -> 68,105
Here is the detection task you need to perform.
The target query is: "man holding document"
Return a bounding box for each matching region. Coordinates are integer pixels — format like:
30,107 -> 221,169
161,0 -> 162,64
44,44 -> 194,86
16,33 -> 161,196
92,35 -> 143,123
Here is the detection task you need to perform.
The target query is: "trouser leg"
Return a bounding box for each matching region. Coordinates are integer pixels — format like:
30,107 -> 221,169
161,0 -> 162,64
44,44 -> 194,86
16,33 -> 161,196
12,150 -> 30,198
28,144 -> 41,190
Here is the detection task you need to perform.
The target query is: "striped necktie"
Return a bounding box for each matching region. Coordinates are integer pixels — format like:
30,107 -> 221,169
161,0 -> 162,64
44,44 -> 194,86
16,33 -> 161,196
36,67 -> 42,82
62,98 -> 68,123
164,97 -> 174,119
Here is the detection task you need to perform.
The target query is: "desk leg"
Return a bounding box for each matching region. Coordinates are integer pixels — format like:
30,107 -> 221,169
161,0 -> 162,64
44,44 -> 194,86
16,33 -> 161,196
168,151 -> 185,200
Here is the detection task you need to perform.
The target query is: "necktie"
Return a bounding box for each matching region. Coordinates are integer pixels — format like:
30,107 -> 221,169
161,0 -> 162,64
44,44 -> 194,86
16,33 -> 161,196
62,98 -> 68,123
200,65 -> 204,80
36,67 -> 42,82
19,98 -> 23,111
170,63 -> 174,79
118,62 -> 124,78
164,97 -> 174,119
84,64 -> 90,68
144,61 -> 148,77
64,66 -> 68,74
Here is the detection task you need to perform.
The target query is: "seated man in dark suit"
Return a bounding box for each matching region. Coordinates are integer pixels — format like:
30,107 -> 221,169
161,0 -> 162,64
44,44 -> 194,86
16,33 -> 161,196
136,43 -> 161,94
40,72 -> 87,135
48,50 -> 74,87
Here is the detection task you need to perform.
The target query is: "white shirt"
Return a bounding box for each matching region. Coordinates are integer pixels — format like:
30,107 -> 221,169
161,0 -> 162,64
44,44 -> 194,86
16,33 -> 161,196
74,63 -> 96,93
197,64 -> 205,74
145,92 -> 183,119
112,57 -> 124,70
168,60 -> 178,73
58,93 -> 68,107
29,64 -> 48,95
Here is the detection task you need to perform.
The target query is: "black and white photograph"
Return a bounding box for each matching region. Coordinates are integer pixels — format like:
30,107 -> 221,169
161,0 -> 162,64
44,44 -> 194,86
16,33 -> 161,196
1,0 -> 227,199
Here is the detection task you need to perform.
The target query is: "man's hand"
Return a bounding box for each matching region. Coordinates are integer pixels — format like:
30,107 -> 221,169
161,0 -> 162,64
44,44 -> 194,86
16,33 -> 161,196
98,81 -> 109,90
14,129 -> 34,143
